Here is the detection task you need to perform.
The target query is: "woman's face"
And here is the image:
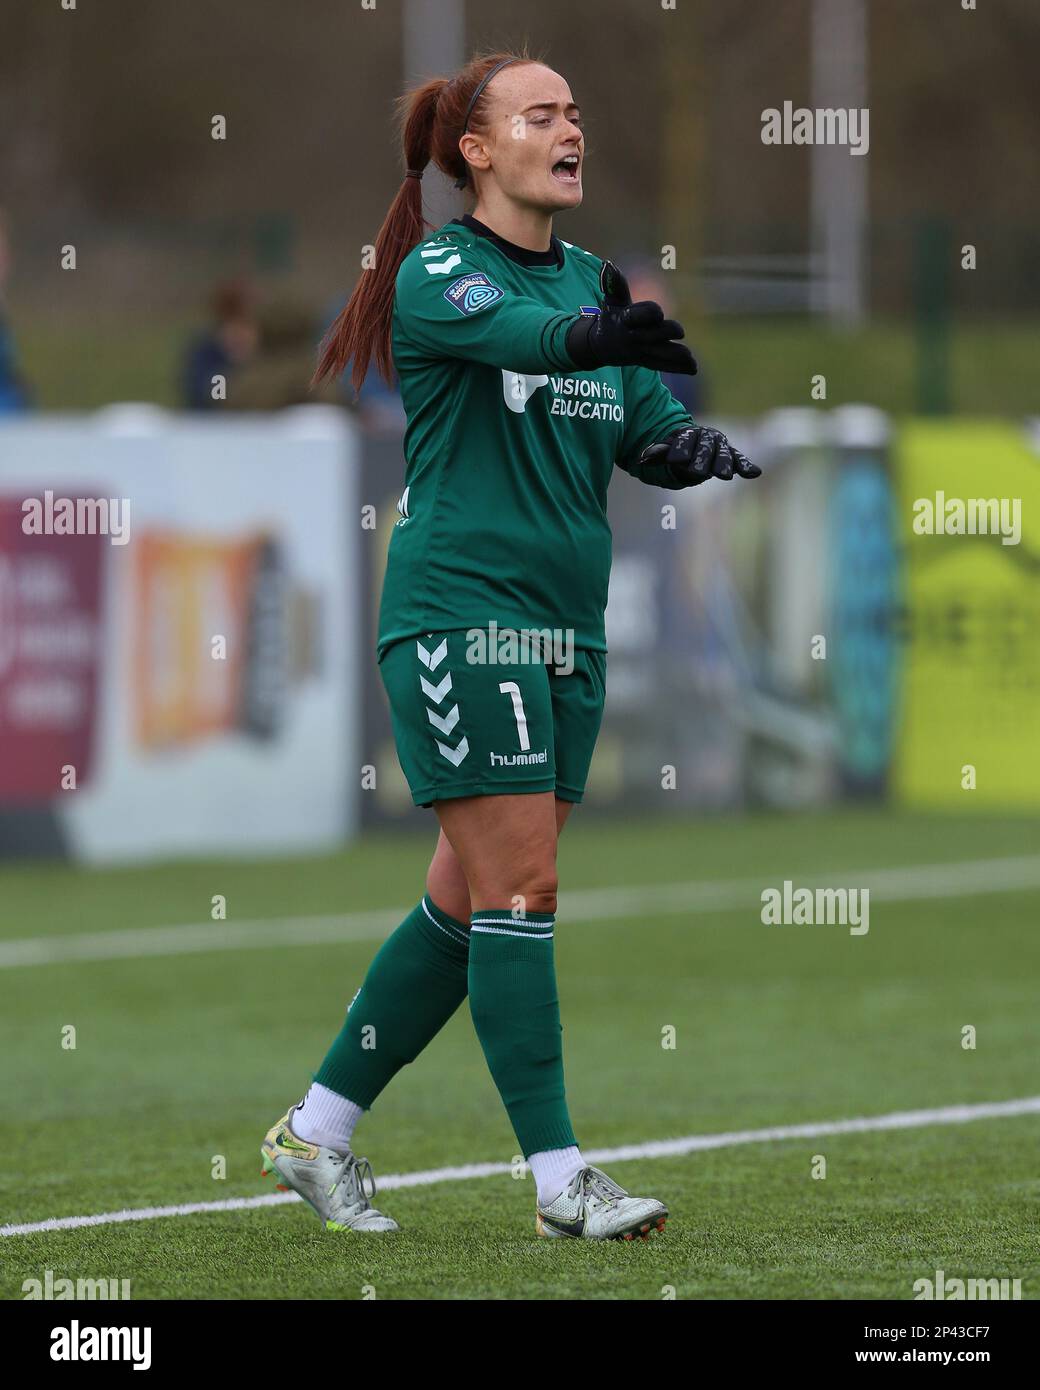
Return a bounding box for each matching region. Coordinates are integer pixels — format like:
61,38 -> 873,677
462,63 -> 584,212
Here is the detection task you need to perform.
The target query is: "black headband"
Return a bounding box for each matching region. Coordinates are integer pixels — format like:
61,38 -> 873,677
454,57 -> 520,189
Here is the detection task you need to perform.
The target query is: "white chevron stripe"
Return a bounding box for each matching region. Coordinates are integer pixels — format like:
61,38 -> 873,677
423,253 -> 462,276
416,638 -> 447,669
420,671 -> 453,704
426,703 -> 460,735
436,735 -> 469,767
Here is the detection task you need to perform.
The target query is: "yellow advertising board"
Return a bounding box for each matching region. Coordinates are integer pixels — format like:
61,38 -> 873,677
894,420 -> 1040,807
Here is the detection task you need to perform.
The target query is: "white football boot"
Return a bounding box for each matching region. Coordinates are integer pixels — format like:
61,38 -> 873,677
260,1104 -> 398,1233
535,1164 -> 668,1240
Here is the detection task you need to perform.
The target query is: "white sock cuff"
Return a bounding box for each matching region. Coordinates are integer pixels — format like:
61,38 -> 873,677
291,1082 -> 364,1152
528,1145 -> 585,1204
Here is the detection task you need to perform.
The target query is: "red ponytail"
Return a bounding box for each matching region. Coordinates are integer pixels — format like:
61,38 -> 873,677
313,49 -> 534,394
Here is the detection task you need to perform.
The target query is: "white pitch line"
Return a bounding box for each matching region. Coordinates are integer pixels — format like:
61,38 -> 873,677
3,1096 -> 1039,1238
1,855 -> 1038,970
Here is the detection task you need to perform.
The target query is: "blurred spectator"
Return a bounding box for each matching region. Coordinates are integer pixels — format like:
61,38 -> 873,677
229,301 -> 342,410
0,210 -> 33,412
625,260 -> 706,418
182,278 -> 260,409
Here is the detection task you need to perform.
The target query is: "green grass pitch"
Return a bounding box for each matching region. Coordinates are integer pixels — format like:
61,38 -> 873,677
2,808 -> 1038,1300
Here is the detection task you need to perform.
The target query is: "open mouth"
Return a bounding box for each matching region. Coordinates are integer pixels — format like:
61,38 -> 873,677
551,154 -> 580,184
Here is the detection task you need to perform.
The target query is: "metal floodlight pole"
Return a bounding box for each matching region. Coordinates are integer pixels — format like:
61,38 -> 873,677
810,0 -> 868,328
403,0 -> 466,232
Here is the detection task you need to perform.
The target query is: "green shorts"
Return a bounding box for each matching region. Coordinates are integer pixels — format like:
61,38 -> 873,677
379,630 -> 606,807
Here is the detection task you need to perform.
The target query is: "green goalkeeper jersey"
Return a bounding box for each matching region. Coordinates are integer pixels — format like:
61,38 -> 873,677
376,215 -> 693,660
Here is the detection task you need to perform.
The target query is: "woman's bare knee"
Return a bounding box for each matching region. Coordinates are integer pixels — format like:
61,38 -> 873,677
514,873 -> 559,916
436,792 -> 559,913
425,828 -> 472,923
467,847 -> 559,913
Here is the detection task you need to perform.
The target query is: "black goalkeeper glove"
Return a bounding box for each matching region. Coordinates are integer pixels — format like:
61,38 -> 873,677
639,424 -> 761,485
565,260 -> 698,375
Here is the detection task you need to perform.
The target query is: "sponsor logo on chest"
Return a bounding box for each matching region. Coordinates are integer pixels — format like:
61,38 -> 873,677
501,371 -> 623,421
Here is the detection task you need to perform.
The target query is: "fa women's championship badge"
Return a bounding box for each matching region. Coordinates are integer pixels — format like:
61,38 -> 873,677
444,273 -> 504,315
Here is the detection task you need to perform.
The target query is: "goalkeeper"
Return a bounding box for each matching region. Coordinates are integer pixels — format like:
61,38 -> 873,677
262,49 -> 760,1242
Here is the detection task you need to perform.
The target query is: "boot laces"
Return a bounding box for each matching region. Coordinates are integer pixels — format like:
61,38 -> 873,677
569,1165 -> 627,1208
330,1154 -> 376,1209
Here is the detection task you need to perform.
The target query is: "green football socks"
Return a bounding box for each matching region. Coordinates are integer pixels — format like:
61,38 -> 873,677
313,895 -> 470,1108
468,908 -> 578,1156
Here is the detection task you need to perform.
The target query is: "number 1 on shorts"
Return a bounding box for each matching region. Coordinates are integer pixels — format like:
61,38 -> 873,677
498,681 -> 531,751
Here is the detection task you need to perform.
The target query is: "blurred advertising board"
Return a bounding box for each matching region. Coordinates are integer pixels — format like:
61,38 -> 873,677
0,407 -> 359,861
357,410 -> 1034,826
892,419 -> 1040,807
0,497 -> 103,802
599,408 -> 898,811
